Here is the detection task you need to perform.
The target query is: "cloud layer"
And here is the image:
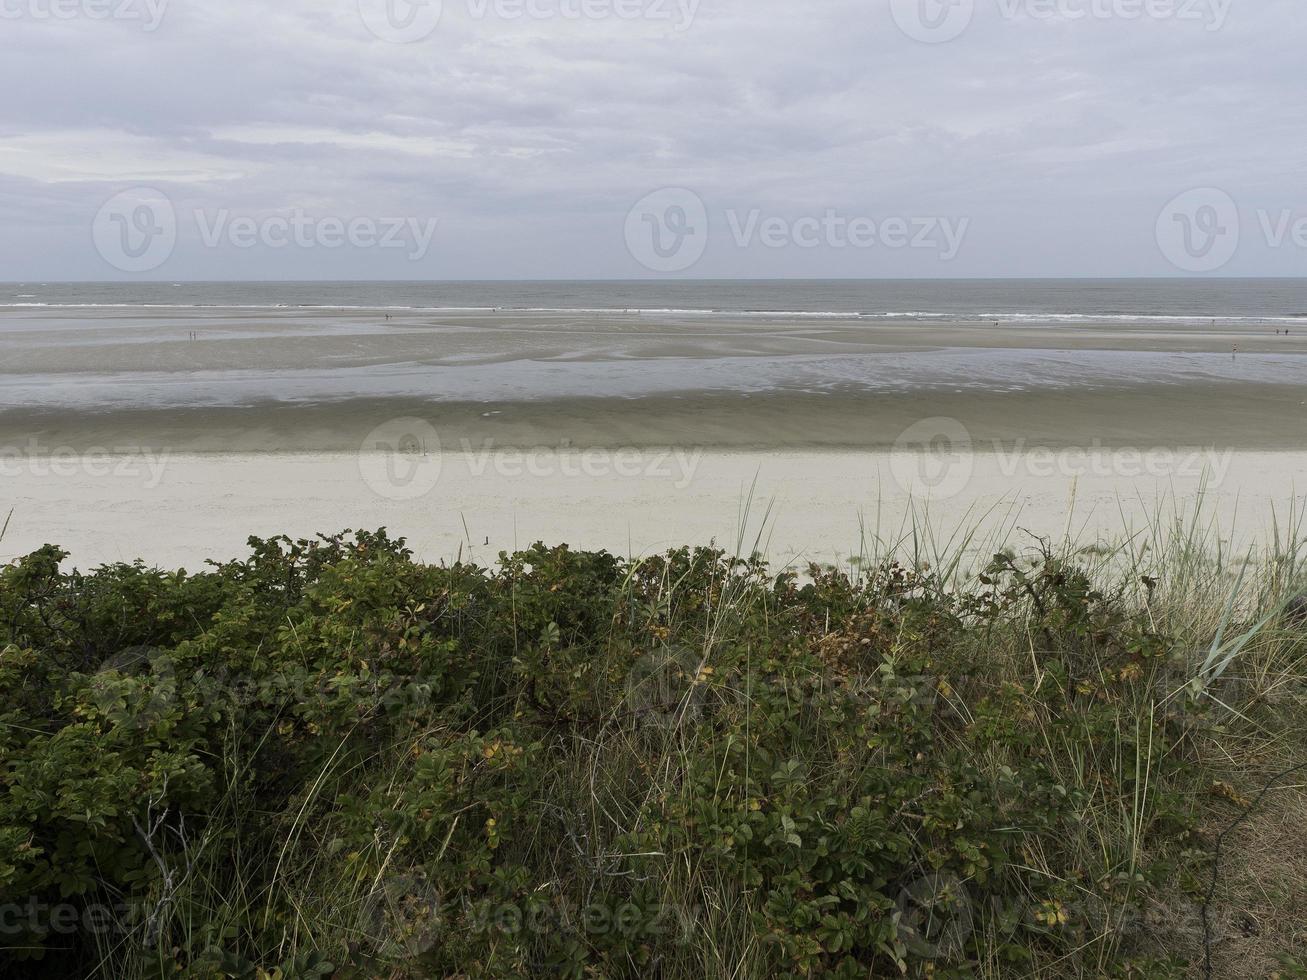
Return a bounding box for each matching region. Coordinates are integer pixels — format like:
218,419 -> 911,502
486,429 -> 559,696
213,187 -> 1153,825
1,0 -> 1302,279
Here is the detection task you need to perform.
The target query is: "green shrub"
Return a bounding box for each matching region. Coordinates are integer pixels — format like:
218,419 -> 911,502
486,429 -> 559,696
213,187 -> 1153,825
0,530 -> 1288,978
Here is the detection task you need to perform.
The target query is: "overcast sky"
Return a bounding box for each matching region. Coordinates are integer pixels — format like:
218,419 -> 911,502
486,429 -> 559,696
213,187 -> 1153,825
1,0 -> 1304,280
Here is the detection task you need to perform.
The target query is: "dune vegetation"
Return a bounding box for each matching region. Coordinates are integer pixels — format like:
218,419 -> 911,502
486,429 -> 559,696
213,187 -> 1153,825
2,516 -> 1306,978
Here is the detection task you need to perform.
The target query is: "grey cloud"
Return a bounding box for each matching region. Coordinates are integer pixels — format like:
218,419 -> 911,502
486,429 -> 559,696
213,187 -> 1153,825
1,0 -> 1305,279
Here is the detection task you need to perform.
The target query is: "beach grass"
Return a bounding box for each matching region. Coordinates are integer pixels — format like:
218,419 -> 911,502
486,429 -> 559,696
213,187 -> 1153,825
2,508 -> 1306,979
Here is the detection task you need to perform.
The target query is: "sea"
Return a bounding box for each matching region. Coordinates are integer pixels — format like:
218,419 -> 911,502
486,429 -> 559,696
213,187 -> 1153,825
5,278 -> 1307,322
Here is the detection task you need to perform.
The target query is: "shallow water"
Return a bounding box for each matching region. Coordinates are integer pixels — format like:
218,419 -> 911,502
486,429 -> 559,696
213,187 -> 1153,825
3,301 -> 1306,410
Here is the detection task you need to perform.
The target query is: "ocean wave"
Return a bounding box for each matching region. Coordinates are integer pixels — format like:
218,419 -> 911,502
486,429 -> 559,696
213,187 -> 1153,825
3,302 -> 1307,325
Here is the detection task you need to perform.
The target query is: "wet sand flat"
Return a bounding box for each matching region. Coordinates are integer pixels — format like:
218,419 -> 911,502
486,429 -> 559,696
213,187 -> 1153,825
2,382 -> 1306,455
2,307 -> 1306,451
3,308 -> 1307,380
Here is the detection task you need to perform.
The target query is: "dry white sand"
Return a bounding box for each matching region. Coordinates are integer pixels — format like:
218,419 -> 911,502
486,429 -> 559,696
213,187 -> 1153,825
2,447 -> 1304,571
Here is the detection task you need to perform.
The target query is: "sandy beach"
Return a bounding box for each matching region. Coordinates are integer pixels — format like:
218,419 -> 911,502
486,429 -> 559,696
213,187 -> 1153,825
2,443 -> 1304,572
3,302 -> 1306,569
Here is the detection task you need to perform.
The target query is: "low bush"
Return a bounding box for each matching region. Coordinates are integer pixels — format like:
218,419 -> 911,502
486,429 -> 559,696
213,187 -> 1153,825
1,530 -> 1302,978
